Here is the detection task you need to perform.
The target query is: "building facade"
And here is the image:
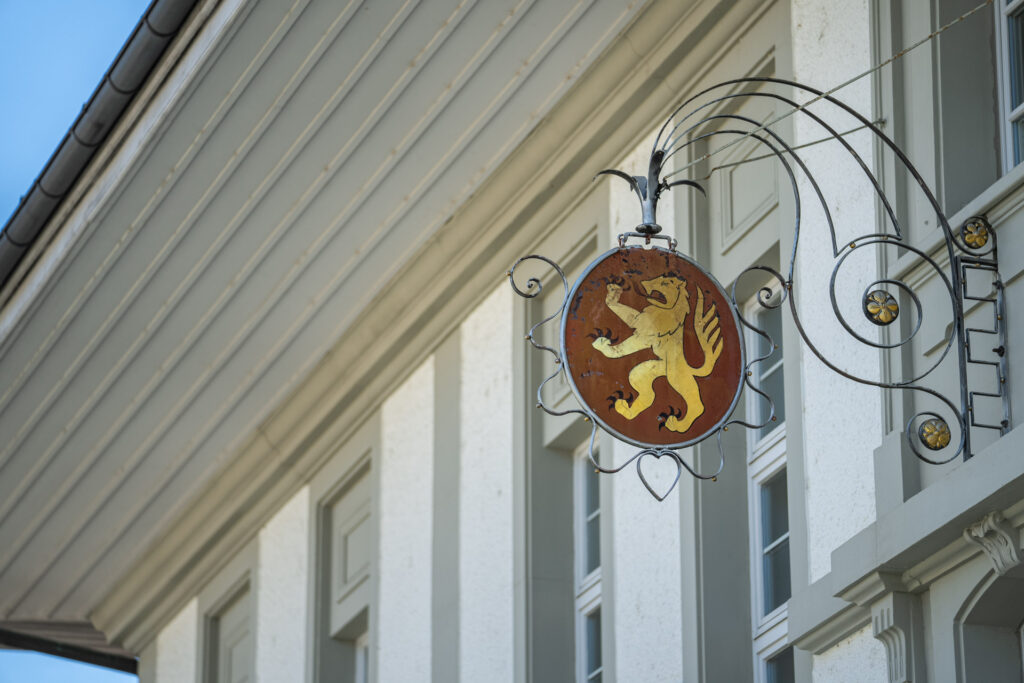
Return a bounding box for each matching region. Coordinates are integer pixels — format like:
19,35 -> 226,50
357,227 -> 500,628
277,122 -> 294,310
0,1 -> 1022,682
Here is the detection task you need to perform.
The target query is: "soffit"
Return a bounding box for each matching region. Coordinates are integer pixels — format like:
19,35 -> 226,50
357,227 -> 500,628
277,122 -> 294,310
92,0 -> 778,651
0,0 -> 648,627
98,0 -> 785,648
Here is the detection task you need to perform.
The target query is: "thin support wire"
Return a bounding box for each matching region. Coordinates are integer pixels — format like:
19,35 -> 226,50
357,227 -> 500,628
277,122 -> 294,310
660,0 -> 992,181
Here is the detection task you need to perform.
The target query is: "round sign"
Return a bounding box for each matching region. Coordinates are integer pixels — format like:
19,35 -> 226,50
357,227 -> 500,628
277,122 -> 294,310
561,246 -> 745,448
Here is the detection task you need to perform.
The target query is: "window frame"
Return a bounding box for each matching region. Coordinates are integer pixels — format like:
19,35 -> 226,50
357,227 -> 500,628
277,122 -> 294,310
308,414 -> 380,683
573,441 -> 603,683
748,436 -> 788,631
574,442 -> 602,596
196,539 -> 257,683
743,291 -> 791,681
580,604 -> 603,683
743,289 -> 786,449
353,631 -> 370,683
996,0 -> 1024,172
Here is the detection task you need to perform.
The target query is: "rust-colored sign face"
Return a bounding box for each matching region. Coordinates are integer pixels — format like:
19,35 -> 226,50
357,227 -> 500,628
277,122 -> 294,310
562,246 -> 744,448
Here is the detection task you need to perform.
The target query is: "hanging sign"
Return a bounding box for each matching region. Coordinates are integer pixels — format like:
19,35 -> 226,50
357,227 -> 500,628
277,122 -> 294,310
562,246 -> 744,448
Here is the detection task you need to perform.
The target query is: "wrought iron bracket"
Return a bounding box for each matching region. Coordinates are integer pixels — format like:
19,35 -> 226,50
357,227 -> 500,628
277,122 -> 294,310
509,77 -> 1012,499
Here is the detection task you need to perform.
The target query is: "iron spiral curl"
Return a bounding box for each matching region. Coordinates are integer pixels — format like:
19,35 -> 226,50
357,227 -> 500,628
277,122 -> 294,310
654,77 -> 986,462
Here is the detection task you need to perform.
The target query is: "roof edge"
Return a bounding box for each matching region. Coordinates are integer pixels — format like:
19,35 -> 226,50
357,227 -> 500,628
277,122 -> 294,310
0,0 -> 199,292
0,625 -> 137,673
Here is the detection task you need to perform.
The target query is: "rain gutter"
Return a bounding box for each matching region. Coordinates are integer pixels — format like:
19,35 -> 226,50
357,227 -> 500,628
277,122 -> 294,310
0,626 -> 137,674
0,0 -> 199,290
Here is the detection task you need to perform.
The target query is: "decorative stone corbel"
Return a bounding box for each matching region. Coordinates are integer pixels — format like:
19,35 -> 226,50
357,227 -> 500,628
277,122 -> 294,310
871,591 -> 926,683
962,511 -> 1021,576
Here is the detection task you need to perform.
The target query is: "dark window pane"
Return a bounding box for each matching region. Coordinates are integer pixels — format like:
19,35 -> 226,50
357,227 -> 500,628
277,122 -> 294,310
755,306 -> 785,437
586,609 -> 602,676
585,462 -> 599,516
766,647 -> 795,683
757,367 -> 786,437
759,305 -> 784,357
586,516 -> 600,575
763,537 -> 792,614
1010,10 -> 1024,109
1014,117 -> 1024,166
760,471 -> 789,546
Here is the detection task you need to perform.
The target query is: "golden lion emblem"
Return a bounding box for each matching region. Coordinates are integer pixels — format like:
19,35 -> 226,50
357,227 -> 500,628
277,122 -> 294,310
591,273 -> 723,434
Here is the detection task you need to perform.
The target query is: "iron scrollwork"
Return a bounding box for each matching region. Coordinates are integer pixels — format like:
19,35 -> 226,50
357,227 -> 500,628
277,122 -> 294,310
509,77 -> 1010,500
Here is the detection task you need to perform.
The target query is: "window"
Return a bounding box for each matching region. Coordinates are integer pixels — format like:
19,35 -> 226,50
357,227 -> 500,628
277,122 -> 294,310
310,415 -> 378,683
206,588 -> 253,683
197,542 -> 256,683
999,0 -> 1024,168
584,607 -> 602,683
328,469 -> 372,636
956,570 -> 1024,681
766,647 -> 795,683
322,469 -> 372,683
751,298 -> 785,442
760,470 -> 791,615
876,1 -> 999,214
574,443 -> 602,683
744,294 -> 792,682
1018,619 -> 1024,677
580,455 -> 600,578
353,631 -> 369,683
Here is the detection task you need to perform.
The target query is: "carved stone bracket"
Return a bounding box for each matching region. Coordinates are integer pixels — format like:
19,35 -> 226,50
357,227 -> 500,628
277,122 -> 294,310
871,591 -> 927,683
963,510 -> 1021,576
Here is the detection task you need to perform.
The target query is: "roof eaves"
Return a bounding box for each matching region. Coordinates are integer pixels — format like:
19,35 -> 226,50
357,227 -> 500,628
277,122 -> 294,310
0,0 -> 199,292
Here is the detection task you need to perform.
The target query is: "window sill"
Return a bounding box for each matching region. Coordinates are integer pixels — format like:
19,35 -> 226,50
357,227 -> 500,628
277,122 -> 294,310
890,162 -> 1024,282
950,161 -> 1024,227
748,423 -> 786,468
576,569 -> 601,599
754,603 -> 788,639
753,607 -> 789,660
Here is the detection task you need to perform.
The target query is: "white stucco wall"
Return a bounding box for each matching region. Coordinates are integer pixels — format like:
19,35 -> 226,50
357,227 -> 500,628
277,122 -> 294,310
155,597 -> 198,683
792,0 -> 882,582
812,625 -> 887,682
255,485 -> 309,682
606,133 -> 685,681
459,285 -> 514,683
137,640 -> 156,683
378,358 -> 434,683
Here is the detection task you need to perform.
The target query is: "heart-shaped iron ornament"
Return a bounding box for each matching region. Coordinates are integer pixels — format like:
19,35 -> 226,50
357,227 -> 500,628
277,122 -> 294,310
635,449 -> 684,502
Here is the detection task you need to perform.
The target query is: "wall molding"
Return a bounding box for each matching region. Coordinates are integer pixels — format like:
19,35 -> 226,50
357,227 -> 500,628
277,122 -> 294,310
871,591 -> 926,683
789,429 -> 1024,655
962,511 -> 1021,576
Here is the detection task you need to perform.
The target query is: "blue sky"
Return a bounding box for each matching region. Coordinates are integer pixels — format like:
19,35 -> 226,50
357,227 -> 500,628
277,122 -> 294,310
0,652 -> 137,683
0,0 -> 150,224
0,0 -> 147,679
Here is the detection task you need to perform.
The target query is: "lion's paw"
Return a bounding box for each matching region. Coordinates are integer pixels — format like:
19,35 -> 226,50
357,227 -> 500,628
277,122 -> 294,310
606,390 -> 634,414
658,406 -> 684,432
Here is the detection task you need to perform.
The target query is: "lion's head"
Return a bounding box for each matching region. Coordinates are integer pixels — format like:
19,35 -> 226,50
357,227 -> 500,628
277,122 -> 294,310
641,274 -> 689,313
